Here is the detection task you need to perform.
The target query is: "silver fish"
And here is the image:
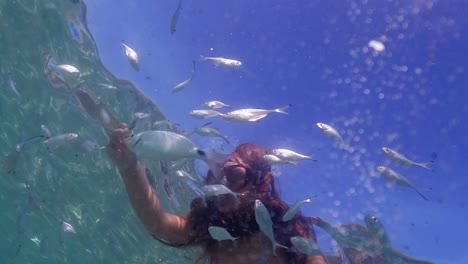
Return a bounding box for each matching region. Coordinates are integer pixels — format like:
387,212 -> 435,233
202,100 -> 230,109
254,199 -> 287,256
43,133 -> 79,149
40,124 -> 52,139
61,221 -> 76,234
189,109 -> 222,119
127,130 -> 206,161
188,122 -> 229,144
201,184 -> 237,197
271,149 -> 316,162
222,105 -> 291,122
290,236 -> 321,256
152,120 -> 180,131
263,154 -> 296,165
200,55 -> 242,68
3,74 -> 21,97
381,147 -> 431,170
98,83 -> 118,90
208,226 -> 238,241
121,42 -> 140,71
316,122 -> 345,147
282,198 -> 312,222
172,60 -> 195,93
53,64 -> 80,75
376,166 -> 428,200
133,112 -> 150,120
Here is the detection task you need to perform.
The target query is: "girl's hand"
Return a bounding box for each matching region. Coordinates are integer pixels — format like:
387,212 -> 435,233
107,123 -> 132,163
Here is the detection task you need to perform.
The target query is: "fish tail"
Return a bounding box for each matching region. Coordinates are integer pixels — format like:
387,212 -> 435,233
413,187 -> 429,201
274,104 -> 292,114
417,162 -> 432,171
222,136 -> 231,145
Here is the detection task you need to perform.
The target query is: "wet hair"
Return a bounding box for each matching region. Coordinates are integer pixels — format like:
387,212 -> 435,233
186,143 -> 317,263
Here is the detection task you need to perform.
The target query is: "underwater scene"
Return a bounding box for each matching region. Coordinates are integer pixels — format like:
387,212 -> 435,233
1,0 -> 466,263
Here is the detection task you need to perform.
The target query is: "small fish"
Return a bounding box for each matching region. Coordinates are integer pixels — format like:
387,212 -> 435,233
202,100 -> 230,109
381,147 -> 431,170
53,64 -> 80,75
134,112 -> 150,120
364,215 -> 392,250
189,109 -> 223,119
40,124 -> 52,139
15,244 -> 22,256
127,130 -> 207,161
208,226 -> 238,241
16,206 -> 26,235
189,123 -> 230,144
121,42 -> 140,71
27,186 -> 42,211
3,74 -> 21,97
263,154 -> 296,165
170,0 -> 183,34
61,221 -> 76,234
290,236 -> 321,256
222,105 -> 291,122
200,55 -> 242,68
98,83 -> 118,90
43,133 -> 79,149
172,60 -> 195,93
254,199 -> 287,256
152,120 -> 180,131
282,198 -> 312,222
3,136 -> 44,174
201,184 -> 237,197
316,122 -> 345,147
145,168 -> 157,190
164,177 -> 174,200
271,149 -> 316,162
376,166 -> 428,201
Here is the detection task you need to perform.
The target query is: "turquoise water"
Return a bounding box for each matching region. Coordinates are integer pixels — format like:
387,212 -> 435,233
0,1 -> 199,263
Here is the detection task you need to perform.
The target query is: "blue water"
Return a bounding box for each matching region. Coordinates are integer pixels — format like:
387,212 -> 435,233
1,0 -> 466,263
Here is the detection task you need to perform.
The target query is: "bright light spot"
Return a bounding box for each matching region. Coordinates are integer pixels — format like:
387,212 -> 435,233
210,47 -> 214,51
368,40 -> 385,52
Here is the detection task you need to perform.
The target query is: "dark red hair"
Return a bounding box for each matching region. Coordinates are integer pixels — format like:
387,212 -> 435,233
186,143 -> 317,263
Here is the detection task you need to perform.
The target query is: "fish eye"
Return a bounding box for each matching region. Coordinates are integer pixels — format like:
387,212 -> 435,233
372,216 -> 378,222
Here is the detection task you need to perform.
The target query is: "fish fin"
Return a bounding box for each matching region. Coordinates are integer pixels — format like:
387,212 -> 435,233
247,114 -> 268,122
275,104 -> 292,114
199,55 -> 208,61
201,122 -> 212,127
288,161 -> 298,165
273,241 -> 289,256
